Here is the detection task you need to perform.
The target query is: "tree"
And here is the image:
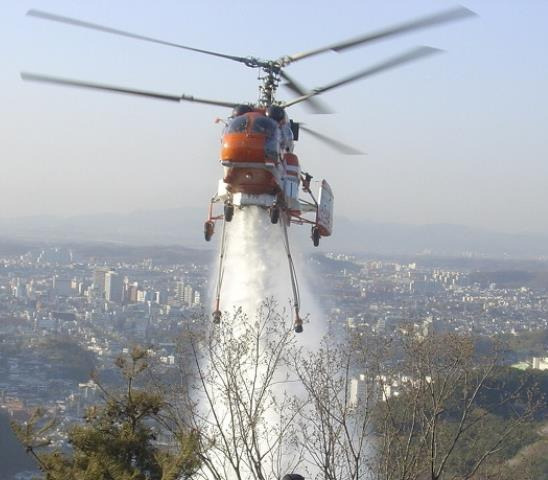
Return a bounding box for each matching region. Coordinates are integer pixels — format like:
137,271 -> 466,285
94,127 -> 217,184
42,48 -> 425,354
170,301 -> 305,480
290,333 -> 379,480
15,307 -> 543,480
373,332 -> 543,480
166,306 -> 544,480
12,346 -> 200,480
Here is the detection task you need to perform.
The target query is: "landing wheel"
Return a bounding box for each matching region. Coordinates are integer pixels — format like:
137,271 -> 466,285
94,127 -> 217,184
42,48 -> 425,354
270,206 -> 280,224
212,310 -> 221,324
204,221 -> 214,242
294,324 -> 303,333
312,226 -> 321,247
224,204 -> 234,222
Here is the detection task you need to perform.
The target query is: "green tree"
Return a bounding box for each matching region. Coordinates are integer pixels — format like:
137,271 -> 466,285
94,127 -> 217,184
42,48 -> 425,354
12,346 -> 200,480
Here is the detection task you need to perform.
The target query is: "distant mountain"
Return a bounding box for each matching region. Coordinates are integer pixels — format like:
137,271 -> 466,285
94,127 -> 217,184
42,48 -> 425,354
1,209 -> 548,258
0,208 -> 205,247
333,217 -> 548,257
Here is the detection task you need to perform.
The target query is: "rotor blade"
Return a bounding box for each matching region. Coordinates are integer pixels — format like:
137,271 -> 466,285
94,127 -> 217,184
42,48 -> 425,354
279,70 -> 333,114
27,9 -> 250,65
279,6 -> 475,66
21,72 -> 240,108
300,125 -> 364,155
282,46 -> 441,108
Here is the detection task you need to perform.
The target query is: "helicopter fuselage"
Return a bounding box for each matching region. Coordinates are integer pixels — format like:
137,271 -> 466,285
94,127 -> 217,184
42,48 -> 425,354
215,110 -> 307,211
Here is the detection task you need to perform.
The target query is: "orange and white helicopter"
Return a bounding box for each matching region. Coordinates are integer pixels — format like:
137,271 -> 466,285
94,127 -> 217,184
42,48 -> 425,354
21,6 -> 474,332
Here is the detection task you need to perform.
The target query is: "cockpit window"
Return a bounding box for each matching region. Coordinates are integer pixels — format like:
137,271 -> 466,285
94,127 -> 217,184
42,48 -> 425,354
251,117 -> 277,136
227,116 -> 248,133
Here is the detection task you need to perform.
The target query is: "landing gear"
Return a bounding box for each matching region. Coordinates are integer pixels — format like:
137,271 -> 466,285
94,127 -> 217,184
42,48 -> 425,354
312,226 -> 321,247
204,221 -> 214,242
270,205 -> 280,224
211,220 -> 228,326
224,204 -> 234,222
280,213 -> 304,333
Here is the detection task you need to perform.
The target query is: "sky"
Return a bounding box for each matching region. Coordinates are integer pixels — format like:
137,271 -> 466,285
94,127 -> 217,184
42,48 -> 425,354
1,0 -> 548,235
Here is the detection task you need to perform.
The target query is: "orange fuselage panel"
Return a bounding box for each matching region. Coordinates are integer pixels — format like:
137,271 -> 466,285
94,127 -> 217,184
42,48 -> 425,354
221,132 -> 266,164
220,132 -> 278,194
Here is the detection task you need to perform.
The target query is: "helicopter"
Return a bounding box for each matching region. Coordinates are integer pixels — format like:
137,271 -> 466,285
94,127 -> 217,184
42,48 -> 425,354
21,6 -> 475,332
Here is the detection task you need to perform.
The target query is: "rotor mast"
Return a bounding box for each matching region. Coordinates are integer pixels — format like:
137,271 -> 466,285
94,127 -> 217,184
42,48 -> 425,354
258,62 -> 281,108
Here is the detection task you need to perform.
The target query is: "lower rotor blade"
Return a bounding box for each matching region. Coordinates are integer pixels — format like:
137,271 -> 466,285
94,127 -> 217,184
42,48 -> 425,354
21,72 -> 240,108
280,71 -> 333,114
283,46 -> 441,108
300,125 -> 364,155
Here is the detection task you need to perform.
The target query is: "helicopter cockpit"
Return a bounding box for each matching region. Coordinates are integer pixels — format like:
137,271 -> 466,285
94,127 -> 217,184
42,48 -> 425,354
226,114 -> 248,133
222,112 -> 282,164
250,116 -> 280,161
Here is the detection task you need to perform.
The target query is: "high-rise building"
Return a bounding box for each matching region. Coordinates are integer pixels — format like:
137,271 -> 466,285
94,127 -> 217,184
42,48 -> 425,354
176,281 -> 185,303
93,267 -> 110,297
137,290 -> 152,303
12,278 -> 27,299
183,285 -> 194,307
127,283 -> 139,303
154,290 -> 167,305
105,271 -> 124,303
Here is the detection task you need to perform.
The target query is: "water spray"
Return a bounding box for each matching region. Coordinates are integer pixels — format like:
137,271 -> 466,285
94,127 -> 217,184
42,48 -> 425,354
211,206 -> 305,333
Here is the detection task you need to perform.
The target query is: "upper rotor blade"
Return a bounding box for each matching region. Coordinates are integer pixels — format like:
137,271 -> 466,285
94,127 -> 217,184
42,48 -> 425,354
27,9 -> 250,65
282,46 -> 441,108
280,71 -> 333,114
21,72 -> 240,108
300,125 -> 364,155
279,6 -> 475,66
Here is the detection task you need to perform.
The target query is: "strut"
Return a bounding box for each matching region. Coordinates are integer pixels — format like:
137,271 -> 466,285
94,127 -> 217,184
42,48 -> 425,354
211,218 -> 228,324
280,212 -> 304,333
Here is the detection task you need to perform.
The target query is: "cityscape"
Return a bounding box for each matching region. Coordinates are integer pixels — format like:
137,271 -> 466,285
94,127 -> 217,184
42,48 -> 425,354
2,244 -> 547,456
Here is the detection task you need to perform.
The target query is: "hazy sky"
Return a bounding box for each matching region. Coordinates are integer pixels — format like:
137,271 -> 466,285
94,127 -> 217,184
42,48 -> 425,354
1,0 -> 547,235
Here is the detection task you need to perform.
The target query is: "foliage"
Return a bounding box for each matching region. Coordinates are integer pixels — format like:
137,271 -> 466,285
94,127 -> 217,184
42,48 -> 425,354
291,333 -> 379,480
172,307 -> 545,480
372,333 -> 544,480
12,305 -> 546,480
503,328 -> 548,357
12,346 -> 200,480
174,302 -> 301,480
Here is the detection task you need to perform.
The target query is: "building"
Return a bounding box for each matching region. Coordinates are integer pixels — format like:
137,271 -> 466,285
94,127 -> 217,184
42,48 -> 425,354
154,290 -> 167,305
93,267 -> 110,298
127,282 -> 139,303
532,357 -> 548,370
183,285 -> 194,307
105,271 -> 124,303
175,281 -> 185,303
11,278 -> 27,299
176,281 -> 196,307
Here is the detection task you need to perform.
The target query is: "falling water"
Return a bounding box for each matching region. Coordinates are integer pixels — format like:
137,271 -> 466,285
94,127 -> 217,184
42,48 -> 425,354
195,206 -> 327,480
